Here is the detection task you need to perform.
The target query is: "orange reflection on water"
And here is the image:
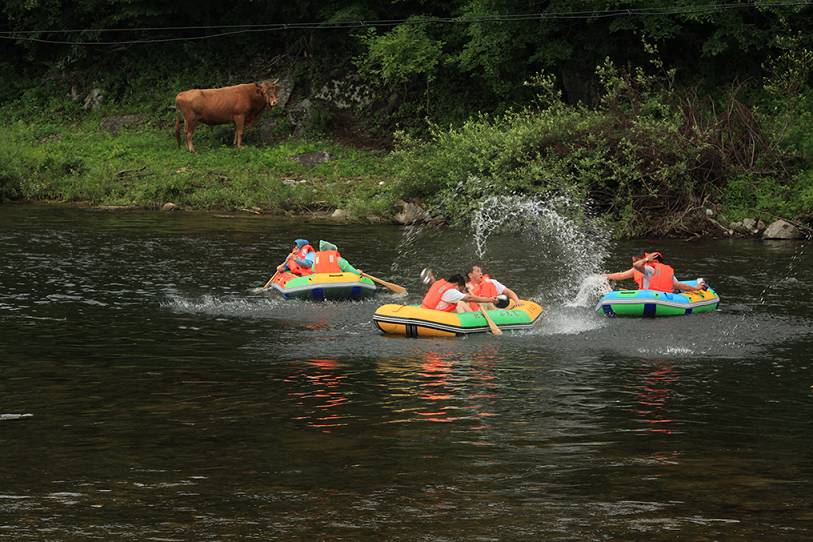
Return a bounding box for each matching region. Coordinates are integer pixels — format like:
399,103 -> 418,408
285,358 -> 349,433
413,349 -> 499,425
635,363 -> 678,436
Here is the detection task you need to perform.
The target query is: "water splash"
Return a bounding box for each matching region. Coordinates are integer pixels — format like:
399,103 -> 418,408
471,194 -> 611,302
565,274 -> 612,308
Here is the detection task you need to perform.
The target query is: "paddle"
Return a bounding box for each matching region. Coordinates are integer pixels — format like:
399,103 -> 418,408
262,248 -> 297,289
360,272 -> 407,294
479,304 -> 503,335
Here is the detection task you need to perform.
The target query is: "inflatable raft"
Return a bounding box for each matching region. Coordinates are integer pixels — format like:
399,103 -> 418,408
596,279 -> 719,317
271,271 -> 376,301
373,300 -> 543,337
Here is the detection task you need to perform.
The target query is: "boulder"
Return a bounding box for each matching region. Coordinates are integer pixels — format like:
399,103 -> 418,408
742,218 -> 766,233
100,114 -> 145,135
162,202 -> 178,212
331,208 -> 349,220
394,201 -> 428,225
763,219 -> 804,240
291,151 -> 330,166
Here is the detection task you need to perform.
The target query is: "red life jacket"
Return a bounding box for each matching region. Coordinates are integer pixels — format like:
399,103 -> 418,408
287,244 -> 314,276
313,250 -> 342,273
421,279 -> 458,312
469,275 -> 498,310
633,262 -> 675,292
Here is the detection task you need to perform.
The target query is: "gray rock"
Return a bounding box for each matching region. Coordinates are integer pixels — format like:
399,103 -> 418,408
100,114 -> 145,135
741,218 -> 767,234
394,201 -> 428,225
331,208 -> 349,220
162,202 -> 178,212
83,88 -> 104,111
763,219 -> 803,240
291,151 -> 330,166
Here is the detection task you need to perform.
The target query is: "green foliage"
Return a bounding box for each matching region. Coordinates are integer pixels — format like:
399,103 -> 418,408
355,20 -> 444,86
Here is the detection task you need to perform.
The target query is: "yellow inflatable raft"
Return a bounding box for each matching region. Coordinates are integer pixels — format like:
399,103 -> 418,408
373,300 -> 543,337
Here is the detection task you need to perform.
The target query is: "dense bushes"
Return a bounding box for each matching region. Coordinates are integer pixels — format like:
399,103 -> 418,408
390,50 -> 813,236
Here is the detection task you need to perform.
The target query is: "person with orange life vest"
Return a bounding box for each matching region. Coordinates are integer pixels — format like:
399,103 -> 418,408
465,265 -> 520,310
310,240 -> 362,275
277,239 -> 315,276
604,252 -> 707,292
421,273 -> 499,313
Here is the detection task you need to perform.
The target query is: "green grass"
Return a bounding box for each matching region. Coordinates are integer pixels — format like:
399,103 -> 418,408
0,114 -> 397,218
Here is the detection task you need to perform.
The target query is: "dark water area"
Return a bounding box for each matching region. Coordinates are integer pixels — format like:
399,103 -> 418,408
1,204 -> 812,540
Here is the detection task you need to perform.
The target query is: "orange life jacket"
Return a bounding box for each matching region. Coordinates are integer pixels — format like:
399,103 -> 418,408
287,244 -> 314,276
469,275 -> 498,310
313,250 -> 342,273
421,279 -> 458,312
633,262 -> 675,292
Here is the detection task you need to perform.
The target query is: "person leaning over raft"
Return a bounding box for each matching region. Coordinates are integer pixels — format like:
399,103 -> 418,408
278,239 -> 315,276
604,252 -> 707,292
465,264 -> 520,310
311,240 -> 363,275
422,273 -> 498,313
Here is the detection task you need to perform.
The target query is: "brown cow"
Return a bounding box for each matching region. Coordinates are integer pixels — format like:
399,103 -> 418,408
174,80 -> 279,152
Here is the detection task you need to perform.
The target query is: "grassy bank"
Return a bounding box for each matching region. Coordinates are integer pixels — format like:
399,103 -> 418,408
0,112 -> 398,219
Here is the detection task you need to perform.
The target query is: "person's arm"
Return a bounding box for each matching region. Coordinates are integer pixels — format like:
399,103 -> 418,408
503,286 -> 520,302
461,293 -> 498,304
605,268 -> 634,281
673,276 -> 706,292
632,255 -> 652,273
338,257 -> 361,275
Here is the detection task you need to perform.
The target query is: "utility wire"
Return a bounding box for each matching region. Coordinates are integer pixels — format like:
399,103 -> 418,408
0,1 -> 809,45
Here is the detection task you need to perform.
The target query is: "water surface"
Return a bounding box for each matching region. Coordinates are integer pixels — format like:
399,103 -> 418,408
1,205 -> 812,540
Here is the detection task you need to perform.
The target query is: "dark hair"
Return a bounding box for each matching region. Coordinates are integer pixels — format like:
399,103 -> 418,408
446,274 -> 467,289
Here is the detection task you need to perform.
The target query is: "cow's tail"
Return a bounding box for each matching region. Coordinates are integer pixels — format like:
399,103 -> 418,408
174,107 -> 181,148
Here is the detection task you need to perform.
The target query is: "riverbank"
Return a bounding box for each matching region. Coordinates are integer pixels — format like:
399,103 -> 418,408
0,114 -> 404,221
2,61 -> 811,238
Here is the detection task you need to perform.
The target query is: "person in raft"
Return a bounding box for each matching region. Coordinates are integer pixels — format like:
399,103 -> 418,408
604,252 -> 707,292
422,273 -> 499,313
277,239 -> 315,276
465,265 -> 520,310
310,240 -> 363,275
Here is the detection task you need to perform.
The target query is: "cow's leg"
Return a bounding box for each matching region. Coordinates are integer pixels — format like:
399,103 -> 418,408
184,118 -> 197,153
233,115 -> 246,148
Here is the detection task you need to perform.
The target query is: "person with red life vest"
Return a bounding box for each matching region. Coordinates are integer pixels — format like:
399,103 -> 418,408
310,240 -> 362,275
604,252 -> 707,292
421,273 -> 499,313
277,239 -> 315,276
465,265 -> 520,310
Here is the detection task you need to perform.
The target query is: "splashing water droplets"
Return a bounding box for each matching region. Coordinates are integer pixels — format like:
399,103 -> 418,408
472,194 -> 610,302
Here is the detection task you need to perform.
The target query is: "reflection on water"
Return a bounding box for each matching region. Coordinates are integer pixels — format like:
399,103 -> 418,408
1,206 -> 813,540
633,362 -> 678,436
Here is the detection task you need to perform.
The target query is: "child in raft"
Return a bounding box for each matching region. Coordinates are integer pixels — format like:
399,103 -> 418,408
421,272 -> 498,313
604,251 -> 707,292
465,265 -> 520,310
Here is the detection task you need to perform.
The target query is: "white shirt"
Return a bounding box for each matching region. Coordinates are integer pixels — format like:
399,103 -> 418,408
436,288 -> 467,311
641,265 -> 656,289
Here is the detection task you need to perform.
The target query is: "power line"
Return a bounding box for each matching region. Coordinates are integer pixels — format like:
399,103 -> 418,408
0,1 -> 809,45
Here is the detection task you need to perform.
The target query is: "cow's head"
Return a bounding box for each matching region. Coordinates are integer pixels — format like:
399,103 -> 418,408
256,79 -> 280,108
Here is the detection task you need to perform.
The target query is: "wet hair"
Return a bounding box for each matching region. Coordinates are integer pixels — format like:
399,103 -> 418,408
446,274 -> 467,290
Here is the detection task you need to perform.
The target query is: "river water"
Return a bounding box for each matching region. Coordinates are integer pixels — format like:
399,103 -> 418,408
1,204 -> 812,540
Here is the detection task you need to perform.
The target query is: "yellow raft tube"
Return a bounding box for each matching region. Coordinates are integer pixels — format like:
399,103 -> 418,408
373,300 -> 543,338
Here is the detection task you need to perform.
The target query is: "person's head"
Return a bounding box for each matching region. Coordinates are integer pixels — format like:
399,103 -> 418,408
446,274 -> 467,290
465,265 -> 484,284
293,239 -> 310,250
